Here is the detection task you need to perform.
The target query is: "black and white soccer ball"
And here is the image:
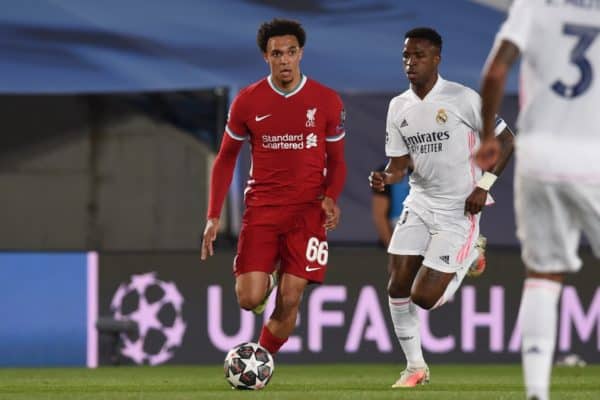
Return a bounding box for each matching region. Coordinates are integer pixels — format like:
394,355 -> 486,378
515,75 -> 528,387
224,342 -> 275,390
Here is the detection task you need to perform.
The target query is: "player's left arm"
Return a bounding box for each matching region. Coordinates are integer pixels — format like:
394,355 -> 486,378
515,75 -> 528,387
465,126 -> 515,215
322,97 -> 347,230
323,138 -> 346,230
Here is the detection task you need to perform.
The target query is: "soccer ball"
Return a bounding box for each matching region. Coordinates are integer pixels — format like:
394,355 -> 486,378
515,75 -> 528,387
224,342 -> 275,390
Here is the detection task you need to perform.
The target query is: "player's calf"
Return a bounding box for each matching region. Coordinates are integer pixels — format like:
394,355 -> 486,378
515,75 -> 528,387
252,272 -> 278,315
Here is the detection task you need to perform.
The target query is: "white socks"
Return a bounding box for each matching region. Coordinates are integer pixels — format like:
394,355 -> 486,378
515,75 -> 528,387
389,296 -> 426,369
520,278 -> 562,400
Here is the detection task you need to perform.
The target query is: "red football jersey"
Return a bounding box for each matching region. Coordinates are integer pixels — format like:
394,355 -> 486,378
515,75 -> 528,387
226,75 -> 346,207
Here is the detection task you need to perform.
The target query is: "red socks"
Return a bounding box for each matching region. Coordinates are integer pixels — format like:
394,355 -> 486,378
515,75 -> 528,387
258,325 -> 287,355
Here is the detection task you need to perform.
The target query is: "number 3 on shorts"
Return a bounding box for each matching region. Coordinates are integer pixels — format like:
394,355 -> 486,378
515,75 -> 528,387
305,237 -> 328,266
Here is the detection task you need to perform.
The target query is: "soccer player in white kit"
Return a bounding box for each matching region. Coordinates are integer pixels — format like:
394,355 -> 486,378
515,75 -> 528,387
479,1 -> 600,400
370,27 -> 515,388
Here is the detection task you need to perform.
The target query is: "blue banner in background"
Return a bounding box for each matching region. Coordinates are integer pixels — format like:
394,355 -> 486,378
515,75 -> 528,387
0,253 -> 88,366
0,0 -> 516,93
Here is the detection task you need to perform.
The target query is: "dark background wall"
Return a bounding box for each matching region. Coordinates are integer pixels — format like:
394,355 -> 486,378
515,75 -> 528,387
0,94 -> 220,250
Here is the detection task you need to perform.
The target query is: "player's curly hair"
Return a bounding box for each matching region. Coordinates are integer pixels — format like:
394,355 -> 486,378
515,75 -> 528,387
405,27 -> 443,53
257,18 -> 306,53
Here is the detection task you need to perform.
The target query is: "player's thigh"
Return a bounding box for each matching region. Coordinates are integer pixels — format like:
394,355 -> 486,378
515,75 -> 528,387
386,208 -> 429,296
574,182 -> 600,259
234,207 -> 280,277
422,213 -> 480,274
388,208 -> 430,256
515,175 -> 581,272
235,271 -> 271,306
411,265 -> 455,308
280,203 -> 327,283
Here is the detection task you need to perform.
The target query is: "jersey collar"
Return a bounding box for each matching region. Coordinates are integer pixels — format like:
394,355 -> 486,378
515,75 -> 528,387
410,74 -> 445,101
267,74 -> 307,98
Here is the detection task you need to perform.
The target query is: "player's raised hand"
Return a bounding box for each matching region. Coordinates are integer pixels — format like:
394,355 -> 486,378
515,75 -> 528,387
369,171 -> 386,192
321,196 -> 340,231
201,218 -> 220,260
475,138 -> 500,170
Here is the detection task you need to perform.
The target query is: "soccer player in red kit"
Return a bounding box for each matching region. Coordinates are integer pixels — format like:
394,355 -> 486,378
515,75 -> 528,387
201,18 -> 347,356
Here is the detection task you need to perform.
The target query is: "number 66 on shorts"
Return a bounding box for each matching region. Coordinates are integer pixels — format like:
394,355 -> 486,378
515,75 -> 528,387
306,237 -> 328,266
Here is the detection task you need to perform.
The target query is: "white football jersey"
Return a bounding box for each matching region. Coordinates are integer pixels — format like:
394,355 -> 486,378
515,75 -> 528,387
386,76 -> 506,215
494,0 -> 600,182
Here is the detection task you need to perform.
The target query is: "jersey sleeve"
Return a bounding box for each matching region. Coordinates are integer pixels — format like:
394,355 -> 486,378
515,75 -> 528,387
322,91 -> 347,201
385,98 -> 409,157
495,0 -> 536,52
225,92 -> 249,141
206,133 -> 244,218
325,93 -> 346,142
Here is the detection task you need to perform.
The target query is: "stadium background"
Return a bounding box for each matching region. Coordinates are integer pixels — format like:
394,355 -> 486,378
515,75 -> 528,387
1,0 -> 598,368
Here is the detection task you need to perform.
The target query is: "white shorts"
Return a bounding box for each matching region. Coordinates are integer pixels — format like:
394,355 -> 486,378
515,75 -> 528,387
387,206 -> 480,273
515,175 -> 600,273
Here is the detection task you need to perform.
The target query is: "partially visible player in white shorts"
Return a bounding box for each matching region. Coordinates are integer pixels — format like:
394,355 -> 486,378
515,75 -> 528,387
479,1 -> 600,399
515,176 -> 600,273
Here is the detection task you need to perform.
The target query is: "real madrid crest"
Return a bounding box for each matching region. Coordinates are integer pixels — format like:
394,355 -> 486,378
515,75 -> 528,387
436,109 -> 448,125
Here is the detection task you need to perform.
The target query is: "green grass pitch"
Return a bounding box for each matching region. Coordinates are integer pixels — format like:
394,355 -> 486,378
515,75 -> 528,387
1,364 -> 599,399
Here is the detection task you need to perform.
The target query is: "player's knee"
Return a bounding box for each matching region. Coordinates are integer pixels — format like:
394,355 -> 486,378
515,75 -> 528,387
387,278 -> 411,298
236,291 -> 263,311
411,290 -> 436,310
387,283 -> 410,299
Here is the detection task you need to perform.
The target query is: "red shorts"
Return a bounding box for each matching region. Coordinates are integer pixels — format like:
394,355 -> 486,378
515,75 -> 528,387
234,202 -> 328,283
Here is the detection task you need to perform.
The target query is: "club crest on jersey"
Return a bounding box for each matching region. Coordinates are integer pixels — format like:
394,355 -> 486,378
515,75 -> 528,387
436,109 -> 448,125
306,107 -> 317,127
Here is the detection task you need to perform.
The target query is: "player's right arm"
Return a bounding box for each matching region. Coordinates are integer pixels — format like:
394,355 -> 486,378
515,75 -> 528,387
369,155 -> 411,192
201,94 -> 248,260
201,134 -> 244,260
477,40 -> 520,170
477,0 -> 529,169
370,97 -> 411,192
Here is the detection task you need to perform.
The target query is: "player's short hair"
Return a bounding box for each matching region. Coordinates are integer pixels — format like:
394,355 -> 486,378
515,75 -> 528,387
257,18 -> 306,52
405,27 -> 443,53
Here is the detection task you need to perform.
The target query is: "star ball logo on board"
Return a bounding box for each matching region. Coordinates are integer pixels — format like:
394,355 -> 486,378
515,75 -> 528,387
110,272 -> 187,365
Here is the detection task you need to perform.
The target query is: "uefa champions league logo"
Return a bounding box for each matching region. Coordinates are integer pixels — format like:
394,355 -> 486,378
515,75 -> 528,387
110,272 -> 187,365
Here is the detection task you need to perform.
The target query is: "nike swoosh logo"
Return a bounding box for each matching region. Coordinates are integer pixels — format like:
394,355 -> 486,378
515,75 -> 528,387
255,114 -> 272,122
305,265 -> 322,272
